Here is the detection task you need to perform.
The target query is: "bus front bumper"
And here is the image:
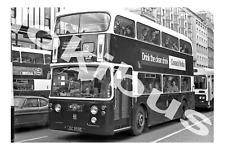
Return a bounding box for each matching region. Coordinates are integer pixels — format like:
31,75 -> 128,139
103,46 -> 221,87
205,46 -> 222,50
49,99 -> 115,135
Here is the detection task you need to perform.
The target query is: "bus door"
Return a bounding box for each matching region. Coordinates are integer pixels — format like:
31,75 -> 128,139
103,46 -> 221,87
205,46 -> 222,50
113,67 -> 132,131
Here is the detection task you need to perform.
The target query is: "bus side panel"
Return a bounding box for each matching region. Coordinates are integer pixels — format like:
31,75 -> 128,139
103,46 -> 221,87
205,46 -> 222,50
136,92 -> 194,127
136,94 -> 168,127
109,35 -> 139,68
173,92 -> 195,119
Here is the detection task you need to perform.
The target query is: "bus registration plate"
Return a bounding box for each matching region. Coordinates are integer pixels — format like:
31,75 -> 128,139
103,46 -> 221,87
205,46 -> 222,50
65,126 -> 82,132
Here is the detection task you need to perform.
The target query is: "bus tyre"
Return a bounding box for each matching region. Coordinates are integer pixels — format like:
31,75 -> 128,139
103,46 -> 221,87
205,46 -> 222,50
131,106 -> 145,136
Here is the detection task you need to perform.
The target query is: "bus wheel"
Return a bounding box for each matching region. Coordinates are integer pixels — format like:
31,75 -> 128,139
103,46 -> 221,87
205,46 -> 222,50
131,106 -> 145,136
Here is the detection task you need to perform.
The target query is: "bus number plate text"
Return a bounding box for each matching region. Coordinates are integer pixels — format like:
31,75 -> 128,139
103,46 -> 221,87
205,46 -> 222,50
65,126 -> 82,132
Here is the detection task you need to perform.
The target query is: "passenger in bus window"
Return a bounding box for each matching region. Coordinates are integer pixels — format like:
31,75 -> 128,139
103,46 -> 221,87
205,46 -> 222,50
180,44 -> 189,54
154,82 -> 161,91
114,19 -> 122,35
164,36 -> 172,49
170,80 -> 179,92
172,43 -> 179,51
139,28 -> 148,41
150,31 -> 159,45
166,82 -> 173,92
182,79 -> 190,91
145,82 -> 154,94
124,26 -> 133,37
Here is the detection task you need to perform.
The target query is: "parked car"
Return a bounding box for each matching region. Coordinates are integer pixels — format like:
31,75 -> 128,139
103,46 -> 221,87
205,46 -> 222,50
14,96 -> 49,128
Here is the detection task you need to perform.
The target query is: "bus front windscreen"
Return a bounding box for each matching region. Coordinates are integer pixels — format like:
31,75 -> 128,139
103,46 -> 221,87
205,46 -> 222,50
51,65 -> 112,98
194,75 -> 207,89
55,12 -> 110,35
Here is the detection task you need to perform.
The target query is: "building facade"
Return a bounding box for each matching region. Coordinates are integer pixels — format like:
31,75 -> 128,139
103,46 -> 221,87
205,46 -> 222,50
11,7 -> 64,50
196,11 -> 214,69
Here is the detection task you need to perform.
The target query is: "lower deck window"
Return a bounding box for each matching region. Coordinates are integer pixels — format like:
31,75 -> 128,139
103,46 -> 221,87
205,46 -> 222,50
13,79 -> 34,91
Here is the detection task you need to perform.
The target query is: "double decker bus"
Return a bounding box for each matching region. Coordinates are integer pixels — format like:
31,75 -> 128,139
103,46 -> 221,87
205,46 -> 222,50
48,8 -> 195,135
194,67 -> 214,110
12,46 -> 51,98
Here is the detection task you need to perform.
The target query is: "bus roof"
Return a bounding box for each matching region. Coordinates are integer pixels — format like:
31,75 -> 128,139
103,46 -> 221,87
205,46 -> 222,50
194,67 -> 214,75
12,46 -> 51,55
56,8 -> 192,44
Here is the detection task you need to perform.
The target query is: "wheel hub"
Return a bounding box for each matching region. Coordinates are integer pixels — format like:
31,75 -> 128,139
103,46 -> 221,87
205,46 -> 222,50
137,113 -> 144,127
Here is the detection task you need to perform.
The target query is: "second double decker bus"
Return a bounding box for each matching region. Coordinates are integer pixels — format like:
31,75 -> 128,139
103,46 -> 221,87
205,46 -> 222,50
48,8 -> 195,135
12,46 -> 51,98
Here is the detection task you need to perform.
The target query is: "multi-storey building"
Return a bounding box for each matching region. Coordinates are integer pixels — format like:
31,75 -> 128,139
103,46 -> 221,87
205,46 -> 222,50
125,7 -> 156,22
11,7 -> 64,50
196,11 -> 214,69
185,8 -> 209,68
152,8 -> 193,42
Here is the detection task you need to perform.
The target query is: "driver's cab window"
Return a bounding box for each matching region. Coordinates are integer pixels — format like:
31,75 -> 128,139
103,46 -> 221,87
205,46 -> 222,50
23,98 -> 39,108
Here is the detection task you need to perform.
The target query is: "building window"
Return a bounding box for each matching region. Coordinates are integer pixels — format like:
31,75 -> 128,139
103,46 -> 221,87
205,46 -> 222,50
11,7 -> 16,18
44,8 -> 51,29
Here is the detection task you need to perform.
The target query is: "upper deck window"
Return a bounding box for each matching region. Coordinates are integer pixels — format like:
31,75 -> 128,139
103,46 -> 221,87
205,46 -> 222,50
162,32 -> 179,51
180,39 -> 192,55
137,22 -> 160,45
21,52 -> 44,64
114,15 -> 135,38
55,12 -> 110,35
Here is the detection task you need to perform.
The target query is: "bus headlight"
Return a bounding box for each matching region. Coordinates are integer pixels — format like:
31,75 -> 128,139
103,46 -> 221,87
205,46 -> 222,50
90,105 -> 98,115
54,104 -> 61,112
91,117 -> 97,124
101,111 -> 106,116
